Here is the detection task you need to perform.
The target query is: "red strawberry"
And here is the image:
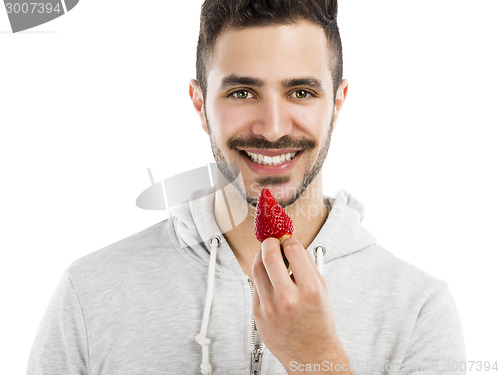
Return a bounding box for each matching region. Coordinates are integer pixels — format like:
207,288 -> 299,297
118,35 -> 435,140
254,188 -> 294,267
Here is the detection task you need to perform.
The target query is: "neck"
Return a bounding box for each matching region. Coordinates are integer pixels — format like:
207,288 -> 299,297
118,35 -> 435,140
213,173 -> 329,277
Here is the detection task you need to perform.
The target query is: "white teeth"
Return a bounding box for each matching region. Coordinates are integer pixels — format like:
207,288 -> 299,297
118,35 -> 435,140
244,151 -> 298,166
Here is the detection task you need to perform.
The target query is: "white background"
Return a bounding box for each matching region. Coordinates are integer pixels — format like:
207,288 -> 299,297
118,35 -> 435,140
1,0 -> 499,373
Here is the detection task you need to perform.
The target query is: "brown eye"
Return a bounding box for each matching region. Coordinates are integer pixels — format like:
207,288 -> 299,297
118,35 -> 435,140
294,90 -> 308,99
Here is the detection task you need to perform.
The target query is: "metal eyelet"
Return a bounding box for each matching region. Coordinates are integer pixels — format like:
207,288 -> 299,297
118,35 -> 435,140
314,244 -> 326,256
208,235 -> 222,248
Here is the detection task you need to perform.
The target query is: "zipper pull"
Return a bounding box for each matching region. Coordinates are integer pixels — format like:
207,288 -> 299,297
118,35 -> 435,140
251,348 -> 263,375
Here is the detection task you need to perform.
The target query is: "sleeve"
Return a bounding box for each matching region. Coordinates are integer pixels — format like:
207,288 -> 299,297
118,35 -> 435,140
26,269 -> 90,375
399,282 -> 467,375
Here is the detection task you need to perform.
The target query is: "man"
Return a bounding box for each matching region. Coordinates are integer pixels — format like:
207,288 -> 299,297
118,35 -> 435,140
27,1 -> 466,374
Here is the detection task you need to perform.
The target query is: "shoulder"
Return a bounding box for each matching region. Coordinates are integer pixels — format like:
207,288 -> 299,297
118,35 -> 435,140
66,219 -> 178,293
71,219 -> 169,266
364,245 -> 441,282
334,244 -> 450,307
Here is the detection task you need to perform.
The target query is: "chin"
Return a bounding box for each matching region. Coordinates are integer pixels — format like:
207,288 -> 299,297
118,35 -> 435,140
243,181 -> 302,208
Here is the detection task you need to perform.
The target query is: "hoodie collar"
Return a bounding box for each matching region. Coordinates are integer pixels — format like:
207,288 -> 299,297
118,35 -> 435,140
308,190 -> 377,263
170,188 -> 244,276
169,188 -> 376,274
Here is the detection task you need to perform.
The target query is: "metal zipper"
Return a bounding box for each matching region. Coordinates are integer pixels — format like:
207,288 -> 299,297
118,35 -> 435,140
251,346 -> 264,375
248,278 -> 264,375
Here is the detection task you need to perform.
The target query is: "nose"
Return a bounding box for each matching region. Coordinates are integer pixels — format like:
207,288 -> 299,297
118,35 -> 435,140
251,95 -> 292,142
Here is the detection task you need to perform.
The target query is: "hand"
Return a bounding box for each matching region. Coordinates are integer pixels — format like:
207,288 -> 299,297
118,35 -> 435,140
252,237 -> 351,374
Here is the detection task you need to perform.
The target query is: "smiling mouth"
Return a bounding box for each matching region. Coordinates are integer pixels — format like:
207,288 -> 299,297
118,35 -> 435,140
241,150 -> 299,166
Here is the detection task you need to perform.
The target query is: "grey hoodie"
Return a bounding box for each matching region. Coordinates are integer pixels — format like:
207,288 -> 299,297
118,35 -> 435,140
27,190 -> 466,375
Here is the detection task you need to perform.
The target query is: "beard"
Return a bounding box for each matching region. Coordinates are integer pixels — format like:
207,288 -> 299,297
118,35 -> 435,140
206,111 -> 335,208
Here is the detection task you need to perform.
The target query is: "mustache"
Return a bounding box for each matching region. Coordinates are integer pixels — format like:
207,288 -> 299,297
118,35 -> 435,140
228,136 -> 316,151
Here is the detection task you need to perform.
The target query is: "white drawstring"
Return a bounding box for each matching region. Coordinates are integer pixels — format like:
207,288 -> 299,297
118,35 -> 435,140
196,234 -> 221,375
314,244 -> 326,275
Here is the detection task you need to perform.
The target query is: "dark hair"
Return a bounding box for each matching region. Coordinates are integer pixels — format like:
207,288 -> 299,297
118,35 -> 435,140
196,0 -> 343,99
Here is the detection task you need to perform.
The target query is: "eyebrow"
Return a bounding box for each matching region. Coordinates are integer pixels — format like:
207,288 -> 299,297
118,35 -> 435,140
220,75 -> 264,90
219,75 -> 324,92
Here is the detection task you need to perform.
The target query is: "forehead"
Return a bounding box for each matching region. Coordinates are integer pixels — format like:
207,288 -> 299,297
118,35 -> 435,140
207,20 -> 333,88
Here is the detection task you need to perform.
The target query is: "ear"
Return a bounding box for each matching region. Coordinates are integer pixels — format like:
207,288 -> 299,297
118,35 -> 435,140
332,79 -> 348,125
189,79 -> 209,134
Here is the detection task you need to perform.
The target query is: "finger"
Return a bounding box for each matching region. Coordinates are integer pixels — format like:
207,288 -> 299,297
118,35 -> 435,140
290,238 -> 322,277
251,279 -> 262,327
305,247 -> 326,285
305,247 -> 322,275
252,249 -> 274,301
252,279 -> 261,309
281,237 -> 317,286
261,238 -> 294,291
300,246 -> 329,290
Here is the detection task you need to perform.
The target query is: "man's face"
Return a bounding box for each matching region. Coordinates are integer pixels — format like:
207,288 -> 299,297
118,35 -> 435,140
193,21 -> 342,207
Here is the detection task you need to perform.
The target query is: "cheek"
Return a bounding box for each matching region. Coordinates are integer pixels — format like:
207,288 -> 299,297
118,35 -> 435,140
291,104 -> 332,138
210,102 -> 255,139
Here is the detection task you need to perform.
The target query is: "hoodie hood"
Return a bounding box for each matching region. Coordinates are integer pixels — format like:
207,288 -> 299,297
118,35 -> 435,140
168,188 -> 377,274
